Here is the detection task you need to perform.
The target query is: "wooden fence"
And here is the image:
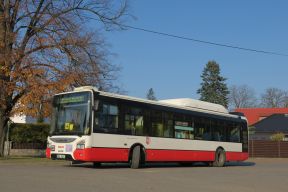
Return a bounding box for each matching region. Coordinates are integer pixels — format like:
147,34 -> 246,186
249,140 -> 288,158
8,141 -> 288,158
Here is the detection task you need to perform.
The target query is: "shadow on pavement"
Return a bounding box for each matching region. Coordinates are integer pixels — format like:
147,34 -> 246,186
67,161 -> 256,169
225,161 -> 256,167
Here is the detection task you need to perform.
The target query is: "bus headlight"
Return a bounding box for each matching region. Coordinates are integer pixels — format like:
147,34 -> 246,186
76,140 -> 85,149
47,141 -> 55,151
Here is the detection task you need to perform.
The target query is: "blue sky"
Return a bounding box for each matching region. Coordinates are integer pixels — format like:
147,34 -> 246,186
102,0 -> 288,100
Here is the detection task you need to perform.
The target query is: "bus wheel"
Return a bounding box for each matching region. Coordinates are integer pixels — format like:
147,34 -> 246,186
212,148 -> 226,167
130,145 -> 141,169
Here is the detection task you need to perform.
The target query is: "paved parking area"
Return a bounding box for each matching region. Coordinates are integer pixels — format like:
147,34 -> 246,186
0,158 -> 288,192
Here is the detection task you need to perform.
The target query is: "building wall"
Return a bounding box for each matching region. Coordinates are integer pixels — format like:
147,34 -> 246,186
10,115 -> 50,124
250,133 -> 272,140
10,115 -> 27,124
250,132 -> 288,141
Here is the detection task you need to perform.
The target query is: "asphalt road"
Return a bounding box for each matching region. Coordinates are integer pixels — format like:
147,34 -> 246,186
0,158 -> 288,192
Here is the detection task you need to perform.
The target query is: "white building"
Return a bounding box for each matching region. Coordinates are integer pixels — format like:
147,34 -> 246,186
10,114 -> 50,124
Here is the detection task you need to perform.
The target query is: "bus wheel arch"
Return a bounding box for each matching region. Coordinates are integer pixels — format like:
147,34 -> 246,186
212,147 -> 226,167
129,143 -> 146,169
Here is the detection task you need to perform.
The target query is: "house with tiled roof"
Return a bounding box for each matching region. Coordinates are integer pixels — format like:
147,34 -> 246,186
235,108 -> 288,140
250,114 -> 288,140
235,108 -> 288,126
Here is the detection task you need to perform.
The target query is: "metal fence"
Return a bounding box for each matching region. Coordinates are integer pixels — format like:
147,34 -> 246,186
249,140 -> 288,158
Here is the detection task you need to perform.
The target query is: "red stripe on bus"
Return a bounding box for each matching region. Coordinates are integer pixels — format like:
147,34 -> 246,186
146,150 -> 248,162
146,149 -> 215,161
226,151 -> 249,161
72,147 -> 248,162
73,148 -> 129,162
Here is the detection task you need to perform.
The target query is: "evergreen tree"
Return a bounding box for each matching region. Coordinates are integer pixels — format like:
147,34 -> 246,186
146,88 -> 157,101
197,61 -> 229,108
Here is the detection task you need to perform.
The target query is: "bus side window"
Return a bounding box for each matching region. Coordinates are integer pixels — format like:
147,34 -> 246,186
151,110 -> 164,137
211,120 -> 226,142
94,102 -> 119,133
228,123 -> 240,142
195,118 -> 211,140
174,119 -> 194,140
163,112 -> 174,138
241,123 -> 249,152
124,107 -> 144,136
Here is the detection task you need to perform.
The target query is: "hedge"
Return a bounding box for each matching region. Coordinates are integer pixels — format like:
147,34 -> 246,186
10,123 -> 50,143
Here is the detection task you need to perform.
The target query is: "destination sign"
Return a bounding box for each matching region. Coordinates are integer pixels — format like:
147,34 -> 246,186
60,96 -> 85,104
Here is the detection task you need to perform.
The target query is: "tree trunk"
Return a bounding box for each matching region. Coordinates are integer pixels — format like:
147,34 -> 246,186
0,2 -> 11,156
0,1 -> 5,52
0,111 -> 8,157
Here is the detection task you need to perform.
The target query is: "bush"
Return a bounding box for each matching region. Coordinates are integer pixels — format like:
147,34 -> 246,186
270,132 -> 285,141
249,126 -> 256,135
10,123 -> 50,143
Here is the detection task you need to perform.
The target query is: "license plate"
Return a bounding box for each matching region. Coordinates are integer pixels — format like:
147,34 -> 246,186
57,154 -> 65,159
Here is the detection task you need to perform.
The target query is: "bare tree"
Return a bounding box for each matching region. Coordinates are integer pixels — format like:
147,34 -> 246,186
261,88 -> 287,108
228,85 -> 258,109
285,96 -> 288,107
0,0 -> 128,156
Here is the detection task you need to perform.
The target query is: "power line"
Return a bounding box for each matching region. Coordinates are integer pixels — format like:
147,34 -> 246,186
87,17 -> 288,57
120,24 -> 288,57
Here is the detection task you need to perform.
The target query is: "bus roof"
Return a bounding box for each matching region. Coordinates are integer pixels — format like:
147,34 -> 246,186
159,98 -> 228,114
64,86 -> 245,120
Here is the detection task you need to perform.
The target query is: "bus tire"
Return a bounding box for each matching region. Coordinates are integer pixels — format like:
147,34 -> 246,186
130,145 -> 141,169
212,148 -> 226,167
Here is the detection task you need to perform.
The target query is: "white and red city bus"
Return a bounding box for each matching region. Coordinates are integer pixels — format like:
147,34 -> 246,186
46,86 -> 248,168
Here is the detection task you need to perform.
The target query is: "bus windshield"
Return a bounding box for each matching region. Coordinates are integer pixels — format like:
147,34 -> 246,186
50,92 -> 92,136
